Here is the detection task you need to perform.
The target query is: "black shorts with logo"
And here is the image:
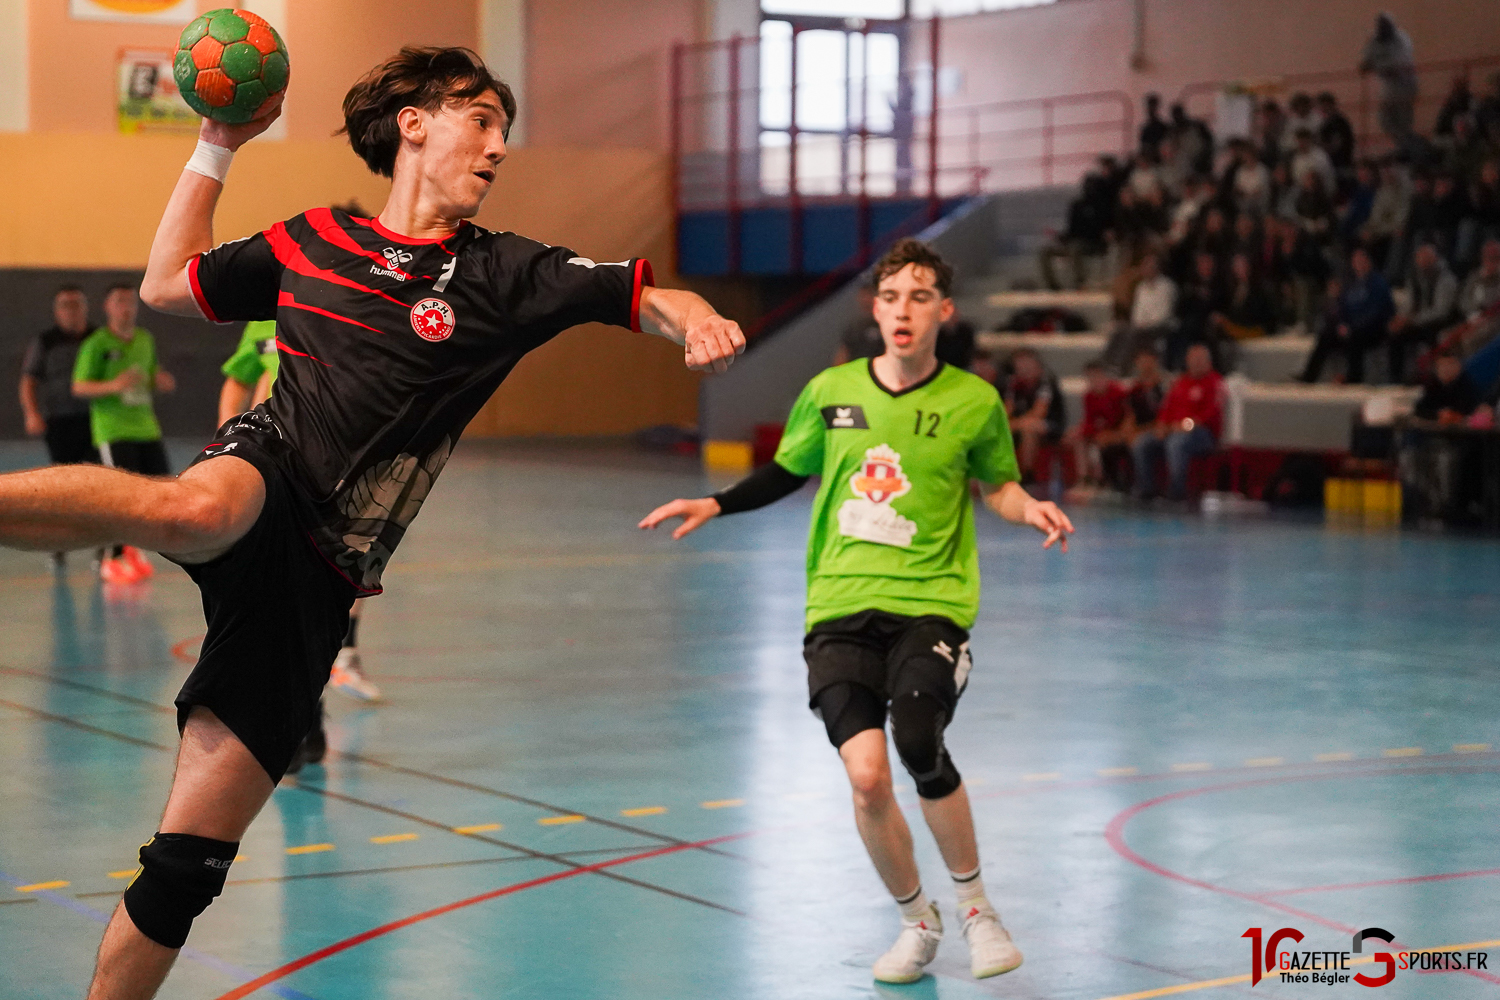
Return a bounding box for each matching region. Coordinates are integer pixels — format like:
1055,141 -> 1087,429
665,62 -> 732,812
170,414 -> 357,781
803,609 -> 973,748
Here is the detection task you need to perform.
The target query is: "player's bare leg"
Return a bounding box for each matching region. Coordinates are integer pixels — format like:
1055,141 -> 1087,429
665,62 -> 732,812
917,782 -> 980,874
839,729 -> 922,896
87,707 -> 274,1000
0,455 -> 264,560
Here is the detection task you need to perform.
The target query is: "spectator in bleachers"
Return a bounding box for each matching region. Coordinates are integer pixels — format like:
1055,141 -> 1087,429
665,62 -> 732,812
1293,171 -> 1337,246
1297,246 -> 1395,383
1257,99 -> 1287,168
1065,359 -> 1133,491
1131,343 -> 1223,502
1166,175 -> 1213,269
1140,93 -> 1169,156
1127,348 -> 1167,429
1271,217 -> 1331,330
1226,139 -> 1272,217
1289,129 -> 1337,201
1459,239 -> 1500,319
1171,251 -> 1224,371
1339,161 -> 1379,243
1412,351 -> 1482,423
1431,172 -> 1470,262
998,347 -> 1066,484
1361,160 -> 1413,272
1106,252 -> 1176,373
1039,165 -> 1115,290
1213,252 -> 1278,342
1184,205 -> 1229,270
1360,12 -> 1419,156
1390,169 -> 1438,282
1112,185 -> 1167,264
1440,114 -> 1490,184
1282,94 -> 1323,159
1458,159 -> 1500,272
1387,242 -> 1460,383
1226,212 -> 1263,265
1270,162 -> 1300,221
1170,103 -> 1215,177
1317,92 -> 1356,175
1128,144 -> 1167,202
1434,75 -> 1473,139
1475,72 -> 1500,143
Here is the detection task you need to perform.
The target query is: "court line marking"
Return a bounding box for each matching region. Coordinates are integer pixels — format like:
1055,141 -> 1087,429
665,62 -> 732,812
1256,866 -> 1500,898
284,844 -> 335,856
0,664 -> 750,863
1093,940 -> 1500,1000
621,806 -> 667,817
368,833 -> 419,845
0,868 -> 319,1000
1456,743 -> 1492,753
107,870 -> 136,879
452,823 -> 502,834
209,831 -> 752,1000
537,815 -> 585,826
1104,764 -> 1500,988
16,880 -> 69,892
1383,746 -> 1423,757
700,799 -> 744,809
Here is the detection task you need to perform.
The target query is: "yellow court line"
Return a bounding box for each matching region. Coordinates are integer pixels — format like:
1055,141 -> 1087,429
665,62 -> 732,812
1245,757 -> 1284,767
538,815 -> 585,826
108,869 -> 137,879
285,843 -> 335,855
1383,746 -> 1423,757
621,806 -> 668,817
453,823 -> 502,834
1023,772 -> 1062,782
1315,751 -> 1355,761
1171,762 -> 1212,772
15,880 -> 69,892
1094,940 -> 1500,1000
1099,767 -> 1139,777
233,854 -> 248,862
700,799 -> 745,810
1455,743 -> 1492,752
370,833 -> 419,845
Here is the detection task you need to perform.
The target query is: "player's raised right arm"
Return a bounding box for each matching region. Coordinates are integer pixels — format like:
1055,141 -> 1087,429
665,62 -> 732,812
140,95 -> 284,317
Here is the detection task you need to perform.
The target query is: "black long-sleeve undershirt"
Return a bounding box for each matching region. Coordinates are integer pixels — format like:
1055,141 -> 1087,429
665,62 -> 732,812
712,461 -> 809,515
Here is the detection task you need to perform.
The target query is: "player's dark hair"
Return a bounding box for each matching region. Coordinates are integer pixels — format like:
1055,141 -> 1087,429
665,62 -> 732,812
341,46 -> 516,178
103,282 -> 137,296
53,284 -> 84,298
330,200 -> 372,219
872,238 -> 954,298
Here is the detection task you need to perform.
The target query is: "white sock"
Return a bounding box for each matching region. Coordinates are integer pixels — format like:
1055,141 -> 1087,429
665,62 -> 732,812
951,865 -> 987,905
895,885 -> 932,922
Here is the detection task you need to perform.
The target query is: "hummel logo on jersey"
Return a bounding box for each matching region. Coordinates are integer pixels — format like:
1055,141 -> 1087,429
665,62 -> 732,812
372,246 -> 414,281
821,404 -> 869,429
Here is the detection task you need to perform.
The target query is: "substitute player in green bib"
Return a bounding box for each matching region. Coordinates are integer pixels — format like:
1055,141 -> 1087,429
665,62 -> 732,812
642,239 -> 1072,985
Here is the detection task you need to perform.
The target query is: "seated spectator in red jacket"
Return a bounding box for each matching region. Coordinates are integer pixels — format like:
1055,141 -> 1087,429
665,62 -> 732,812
1413,352 -> 1482,424
998,347 -> 1066,484
1064,360 -> 1134,491
1132,343 -> 1224,501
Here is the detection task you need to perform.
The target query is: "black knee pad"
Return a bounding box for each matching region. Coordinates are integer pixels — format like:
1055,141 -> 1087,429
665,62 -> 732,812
888,691 -> 962,799
121,833 -> 239,948
813,681 -> 887,749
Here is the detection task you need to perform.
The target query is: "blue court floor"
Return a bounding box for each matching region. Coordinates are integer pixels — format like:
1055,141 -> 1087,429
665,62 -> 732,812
0,440 -> 1496,999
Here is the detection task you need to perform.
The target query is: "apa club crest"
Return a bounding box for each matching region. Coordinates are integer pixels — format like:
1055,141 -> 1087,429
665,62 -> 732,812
850,445 -> 912,504
410,297 -> 456,342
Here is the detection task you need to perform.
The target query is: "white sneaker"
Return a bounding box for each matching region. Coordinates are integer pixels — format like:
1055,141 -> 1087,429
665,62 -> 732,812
329,649 -> 382,702
872,904 -> 943,984
959,900 -> 1023,978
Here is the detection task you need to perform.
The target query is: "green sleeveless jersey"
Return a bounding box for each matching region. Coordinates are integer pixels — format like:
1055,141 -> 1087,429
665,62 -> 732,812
773,359 -> 1019,630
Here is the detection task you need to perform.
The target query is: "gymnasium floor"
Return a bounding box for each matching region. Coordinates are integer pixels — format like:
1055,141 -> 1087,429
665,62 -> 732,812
0,440 -> 1496,1000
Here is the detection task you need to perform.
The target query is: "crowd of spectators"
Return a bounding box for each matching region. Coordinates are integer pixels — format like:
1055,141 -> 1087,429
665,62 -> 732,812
1041,14 -> 1500,399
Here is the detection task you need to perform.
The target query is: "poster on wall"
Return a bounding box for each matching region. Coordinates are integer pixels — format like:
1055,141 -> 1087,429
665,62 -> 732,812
118,50 -> 198,135
72,0 -> 198,24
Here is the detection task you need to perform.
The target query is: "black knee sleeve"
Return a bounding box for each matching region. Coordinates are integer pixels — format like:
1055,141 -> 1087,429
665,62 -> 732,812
813,681 -> 887,749
888,691 -> 962,799
121,833 -> 238,948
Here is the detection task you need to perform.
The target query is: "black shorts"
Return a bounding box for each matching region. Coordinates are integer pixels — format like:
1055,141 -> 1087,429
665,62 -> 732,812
43,414 -> 99,465
171,427 -> 356,781
100,439 -> 171,477
804,610 -> 973,748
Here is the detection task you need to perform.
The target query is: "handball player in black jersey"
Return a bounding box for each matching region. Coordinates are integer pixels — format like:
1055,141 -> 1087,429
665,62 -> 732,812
0,47 -> 743,999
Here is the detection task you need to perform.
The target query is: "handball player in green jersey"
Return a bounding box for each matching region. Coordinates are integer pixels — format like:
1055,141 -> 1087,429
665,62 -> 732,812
642,238 -> 1072,984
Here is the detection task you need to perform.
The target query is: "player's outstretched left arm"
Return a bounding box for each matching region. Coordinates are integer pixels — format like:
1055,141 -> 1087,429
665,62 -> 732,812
139,94 -> 285,318
639,287 -> 746,373
984,480 -> 1074,552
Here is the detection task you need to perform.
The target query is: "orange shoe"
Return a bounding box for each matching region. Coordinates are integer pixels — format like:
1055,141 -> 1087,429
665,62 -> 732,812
121,545 -> 155,580
99,554 -> 140,584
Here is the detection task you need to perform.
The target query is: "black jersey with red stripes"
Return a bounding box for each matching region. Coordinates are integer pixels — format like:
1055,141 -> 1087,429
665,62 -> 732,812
189,207 -> 653,593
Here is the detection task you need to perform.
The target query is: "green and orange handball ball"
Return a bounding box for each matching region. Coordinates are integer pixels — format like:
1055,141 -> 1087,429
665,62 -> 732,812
174,8 -> 289,124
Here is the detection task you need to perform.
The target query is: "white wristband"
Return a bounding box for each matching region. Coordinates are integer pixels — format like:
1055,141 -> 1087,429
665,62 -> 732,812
184,140 -> 235,183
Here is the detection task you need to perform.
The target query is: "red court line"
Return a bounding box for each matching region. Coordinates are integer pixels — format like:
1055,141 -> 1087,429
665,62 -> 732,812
1104,766 -> 1500,985
1259,867 -> 1500,898
211,831 -> 752,1000
170,635 -> 203,664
